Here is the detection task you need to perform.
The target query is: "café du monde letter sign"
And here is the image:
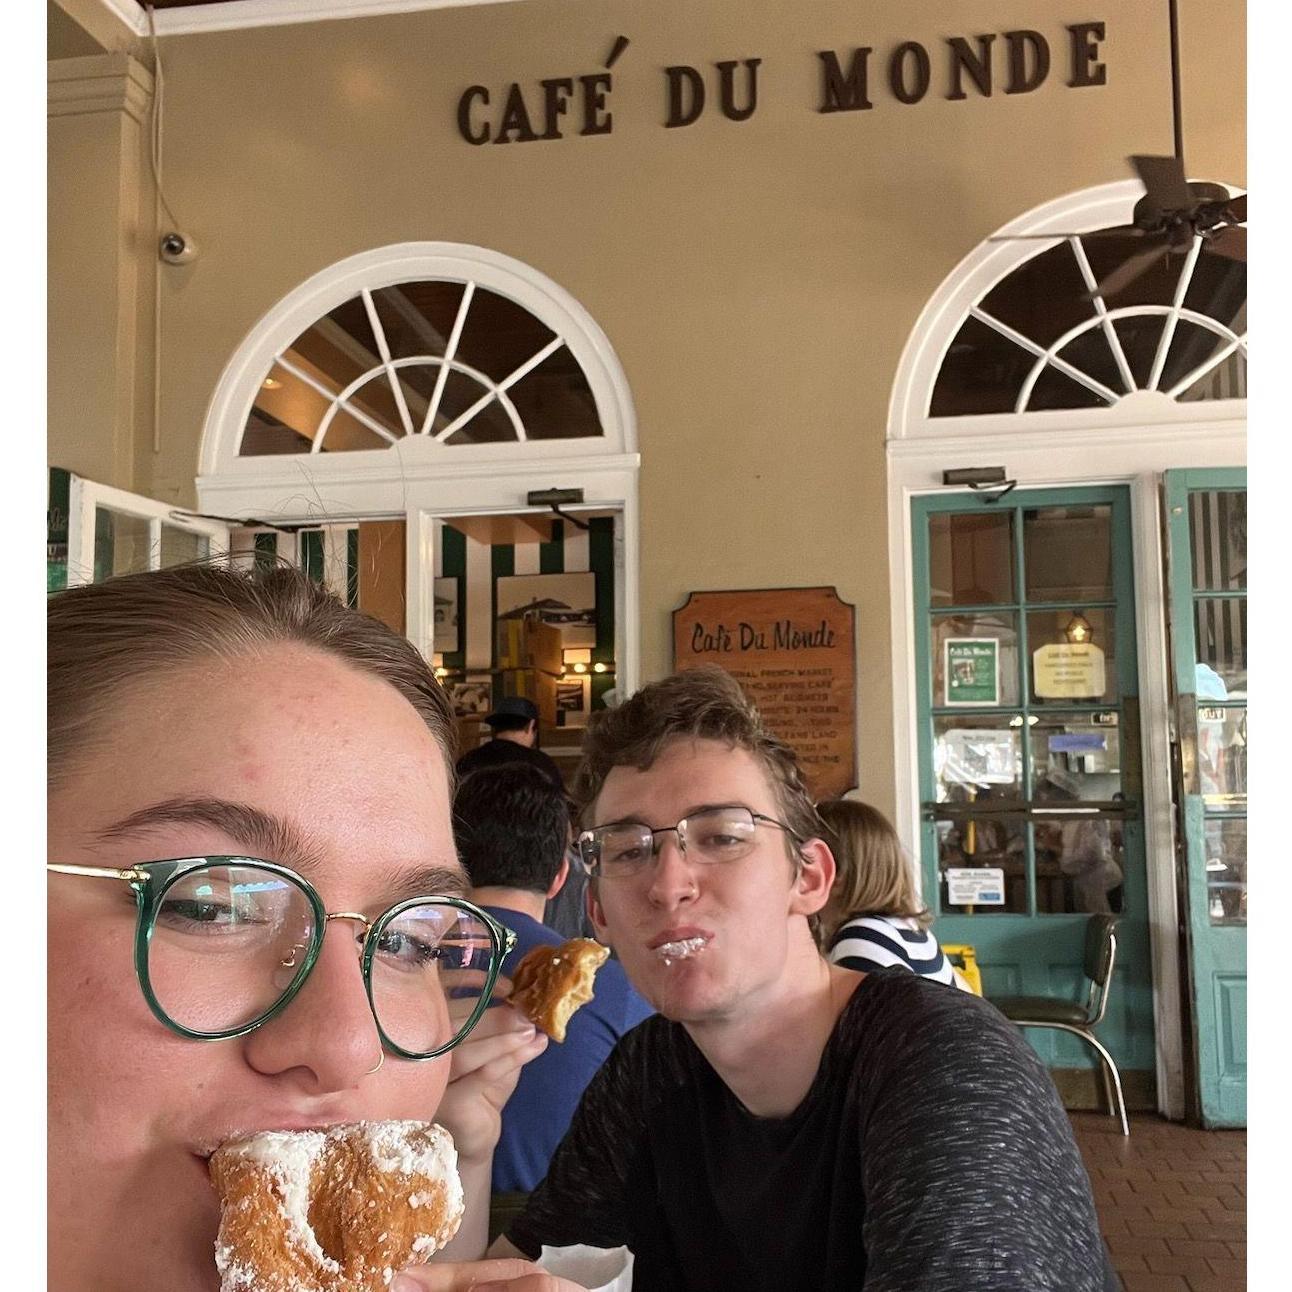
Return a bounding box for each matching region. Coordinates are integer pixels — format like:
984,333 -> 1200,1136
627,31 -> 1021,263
456,22 -> 1108,144
673,587 -> 856,799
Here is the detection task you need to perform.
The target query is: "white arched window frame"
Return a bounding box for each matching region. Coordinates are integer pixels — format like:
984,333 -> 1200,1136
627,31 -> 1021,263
890,180 -> 1246,438
885,180 -> 1246,1123
197,242 -> 640,687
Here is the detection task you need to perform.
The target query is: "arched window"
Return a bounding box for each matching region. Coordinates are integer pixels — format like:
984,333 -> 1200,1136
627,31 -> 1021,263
199,242 -> 637,508
890,180 -> 1246,439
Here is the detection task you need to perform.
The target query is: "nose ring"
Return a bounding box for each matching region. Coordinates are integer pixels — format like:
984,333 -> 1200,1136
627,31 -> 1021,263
365,1051 -> 385,1075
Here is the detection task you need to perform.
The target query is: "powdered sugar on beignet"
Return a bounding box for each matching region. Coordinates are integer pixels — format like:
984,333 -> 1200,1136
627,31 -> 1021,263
210,1121 -> 463,1292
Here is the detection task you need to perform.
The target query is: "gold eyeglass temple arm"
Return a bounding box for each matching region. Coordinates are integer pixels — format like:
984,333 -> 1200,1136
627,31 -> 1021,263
46,863 -> 149,882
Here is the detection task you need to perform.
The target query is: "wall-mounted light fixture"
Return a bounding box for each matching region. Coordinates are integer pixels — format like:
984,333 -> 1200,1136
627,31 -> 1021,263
1064,611 -> 1093,644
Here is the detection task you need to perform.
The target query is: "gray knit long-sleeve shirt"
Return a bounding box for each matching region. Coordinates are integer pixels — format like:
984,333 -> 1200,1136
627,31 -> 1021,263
508,970 -> 1109,1290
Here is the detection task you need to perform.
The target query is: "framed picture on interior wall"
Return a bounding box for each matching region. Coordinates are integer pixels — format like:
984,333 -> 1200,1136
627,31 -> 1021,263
446,678 -> 491,719
555,678 -> 591,727
495,571 -> 597,648
433,577 -> 460,653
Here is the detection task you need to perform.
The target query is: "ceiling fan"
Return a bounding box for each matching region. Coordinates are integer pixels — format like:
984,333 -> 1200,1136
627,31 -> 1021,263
989,2 -> 1246,301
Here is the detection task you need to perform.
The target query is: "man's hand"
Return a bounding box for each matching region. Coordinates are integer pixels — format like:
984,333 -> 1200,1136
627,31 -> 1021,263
392,1258 -> 585,1291
436,985 -> 548,1163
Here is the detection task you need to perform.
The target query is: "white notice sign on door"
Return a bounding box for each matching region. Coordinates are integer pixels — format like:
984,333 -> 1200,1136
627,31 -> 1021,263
946,867 -> 1006,905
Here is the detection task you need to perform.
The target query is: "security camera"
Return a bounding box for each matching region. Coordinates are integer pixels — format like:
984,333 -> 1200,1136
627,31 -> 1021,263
159,232 -> 198,265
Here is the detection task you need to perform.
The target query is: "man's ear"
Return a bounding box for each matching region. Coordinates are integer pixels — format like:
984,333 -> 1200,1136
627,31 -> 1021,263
545,855 -> 570,901
586,878 -> 610,944
789,836 -> 836,917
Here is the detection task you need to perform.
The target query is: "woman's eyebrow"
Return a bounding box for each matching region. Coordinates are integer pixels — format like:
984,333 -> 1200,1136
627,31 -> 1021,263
95,796 -> 322,871
96,797 -> 468,901
379,863 -> 470,902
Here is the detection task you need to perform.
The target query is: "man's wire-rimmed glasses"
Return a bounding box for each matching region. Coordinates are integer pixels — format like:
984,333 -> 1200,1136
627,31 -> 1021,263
46,856 -> 517,1060
577,805 -> 804,879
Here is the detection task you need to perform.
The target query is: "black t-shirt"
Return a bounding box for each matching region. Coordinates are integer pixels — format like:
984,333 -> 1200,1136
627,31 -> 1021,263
455,737 -> 564,790
508,971 -> 1108,1291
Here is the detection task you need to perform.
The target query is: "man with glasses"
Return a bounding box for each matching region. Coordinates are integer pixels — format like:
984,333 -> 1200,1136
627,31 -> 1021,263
478,666 -> 1111,1290
452,764 -> 652,1228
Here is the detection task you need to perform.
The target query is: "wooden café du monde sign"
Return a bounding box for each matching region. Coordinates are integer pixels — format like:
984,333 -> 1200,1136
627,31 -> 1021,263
673,587 -> 856,799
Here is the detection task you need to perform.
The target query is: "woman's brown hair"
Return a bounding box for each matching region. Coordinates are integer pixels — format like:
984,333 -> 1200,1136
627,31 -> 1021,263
48,562 -> 456,790
815,798 -> 931,942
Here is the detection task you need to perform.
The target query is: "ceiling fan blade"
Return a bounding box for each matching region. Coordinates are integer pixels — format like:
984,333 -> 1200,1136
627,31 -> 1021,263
1130,154 -> 1194,215
1209,225 -> 1246,262
1086,242 -> 1171,301
1223,193 -> 1247,224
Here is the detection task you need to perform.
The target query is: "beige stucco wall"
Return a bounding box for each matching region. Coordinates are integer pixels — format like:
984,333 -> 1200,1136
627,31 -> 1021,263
48,54 -> 154,492
47,0 -> 1244,813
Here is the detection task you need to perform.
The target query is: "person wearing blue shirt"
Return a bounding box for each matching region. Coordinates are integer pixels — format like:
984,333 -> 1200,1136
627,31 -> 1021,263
452,762 -> 653,1206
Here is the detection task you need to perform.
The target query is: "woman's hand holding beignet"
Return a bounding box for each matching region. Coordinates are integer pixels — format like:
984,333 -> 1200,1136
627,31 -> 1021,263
434,978 -> 548,1164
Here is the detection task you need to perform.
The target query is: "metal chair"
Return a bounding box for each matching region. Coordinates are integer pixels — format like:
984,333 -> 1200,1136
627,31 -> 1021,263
992,914 -> 1129,1136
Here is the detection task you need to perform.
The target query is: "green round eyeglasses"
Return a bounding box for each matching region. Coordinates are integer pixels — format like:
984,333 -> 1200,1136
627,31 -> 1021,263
47,857 -> 517,1061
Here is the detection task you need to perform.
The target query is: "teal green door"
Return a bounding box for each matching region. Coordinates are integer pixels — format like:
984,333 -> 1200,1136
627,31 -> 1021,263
1164,470 -> 1246,1127
913,486 -> 1155,1093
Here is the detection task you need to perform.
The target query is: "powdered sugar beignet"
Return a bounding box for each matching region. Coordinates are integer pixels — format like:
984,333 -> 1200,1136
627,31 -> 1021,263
209,1121 -> 464,1292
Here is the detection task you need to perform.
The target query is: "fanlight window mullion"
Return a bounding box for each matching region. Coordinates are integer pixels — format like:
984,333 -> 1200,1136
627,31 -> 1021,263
311,368 -> 407,453
433,336 -> 564,443
969,307 -> 1120,410
419,281 -> 475,436
1147,235 -> 1204,391
1165,331 -> 1248,400
272,352 -> 401,450
361,289 -> 416,438
1068,237 -> 1137,394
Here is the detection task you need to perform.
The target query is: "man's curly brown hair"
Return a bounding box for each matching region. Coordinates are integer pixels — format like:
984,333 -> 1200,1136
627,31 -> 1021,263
572,665 -> 826,857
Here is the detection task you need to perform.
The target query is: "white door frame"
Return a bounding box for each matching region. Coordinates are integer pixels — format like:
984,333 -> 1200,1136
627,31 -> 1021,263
885,179 -> 1246,1121
404,460 -> 640,695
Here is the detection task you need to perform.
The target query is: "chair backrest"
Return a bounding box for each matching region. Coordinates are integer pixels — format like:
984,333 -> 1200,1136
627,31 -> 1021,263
1083,915 -> 1119,1025
1083,915 -> 1119,985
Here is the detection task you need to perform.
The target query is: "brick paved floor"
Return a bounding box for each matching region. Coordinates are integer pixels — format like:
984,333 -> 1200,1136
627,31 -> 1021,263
1070,1111 -> 1246,1291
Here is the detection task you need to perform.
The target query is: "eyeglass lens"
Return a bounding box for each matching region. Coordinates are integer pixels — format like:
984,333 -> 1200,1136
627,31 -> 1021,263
588,806 -> 759,876
367,902 -> 498,1054
146,863 -> 496,1053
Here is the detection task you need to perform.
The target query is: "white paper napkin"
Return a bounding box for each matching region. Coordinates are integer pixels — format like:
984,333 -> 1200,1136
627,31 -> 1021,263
537,1244 -> 634,1291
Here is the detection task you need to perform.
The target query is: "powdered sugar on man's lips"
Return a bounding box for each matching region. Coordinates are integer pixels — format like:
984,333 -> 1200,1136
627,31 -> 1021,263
655,935 -> 709,965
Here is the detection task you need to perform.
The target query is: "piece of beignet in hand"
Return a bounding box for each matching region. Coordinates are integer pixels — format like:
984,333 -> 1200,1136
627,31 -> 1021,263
509,937 -> 610,1042
208,1121 -> 463,1292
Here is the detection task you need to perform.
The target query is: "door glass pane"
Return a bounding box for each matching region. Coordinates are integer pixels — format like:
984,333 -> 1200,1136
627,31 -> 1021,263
1204,817 -> 1246,925
1023,504 -> 1113,600
937,819 -> 1027,914
927,511 -> 1015,607
1193,599 -> 1247,694
159,525 -> 210,568
933,717 -> 1023,801
1198,705 -> 1246,808
1188,490 -> 1246,590
1034,816 -> 1125,914
93,507 -> 151,580
1029,711 -> 1121,800
931,612 -> 1019,706
1027,608 -> 1118,704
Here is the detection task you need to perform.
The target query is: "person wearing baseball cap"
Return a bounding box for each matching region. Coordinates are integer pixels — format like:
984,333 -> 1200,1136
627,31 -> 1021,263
456,695 -> 564,790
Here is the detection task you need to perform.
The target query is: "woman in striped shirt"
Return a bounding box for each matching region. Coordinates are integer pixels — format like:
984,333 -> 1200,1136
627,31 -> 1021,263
817,798 -> 974,991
